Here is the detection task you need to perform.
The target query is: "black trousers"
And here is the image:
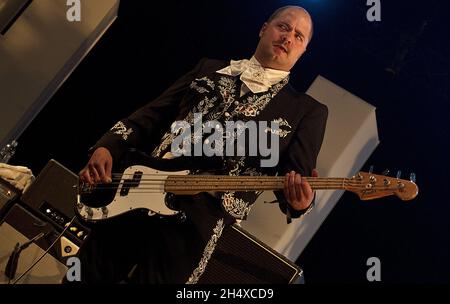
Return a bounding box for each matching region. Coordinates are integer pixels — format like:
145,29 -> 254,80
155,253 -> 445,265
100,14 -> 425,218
76,194 -> 235,284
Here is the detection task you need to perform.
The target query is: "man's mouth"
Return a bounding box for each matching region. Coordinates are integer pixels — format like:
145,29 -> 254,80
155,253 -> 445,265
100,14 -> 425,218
274,45 -> 288,54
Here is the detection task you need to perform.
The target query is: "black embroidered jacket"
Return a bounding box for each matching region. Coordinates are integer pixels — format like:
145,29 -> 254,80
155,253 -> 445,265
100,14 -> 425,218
91,58 -> 328,222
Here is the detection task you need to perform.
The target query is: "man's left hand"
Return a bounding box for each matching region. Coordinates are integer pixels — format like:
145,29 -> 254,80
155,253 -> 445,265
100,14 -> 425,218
283,169 -> 318,211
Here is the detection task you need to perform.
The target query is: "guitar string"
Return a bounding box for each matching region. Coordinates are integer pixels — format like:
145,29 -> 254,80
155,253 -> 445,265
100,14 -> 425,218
79,179 -> 400,187
105,175 -> 406,188
87,175 -> 403,182
79,176 -> 406,192
78,184 -> 402,192
82,177 -> 354,184
111,173 -> 397,180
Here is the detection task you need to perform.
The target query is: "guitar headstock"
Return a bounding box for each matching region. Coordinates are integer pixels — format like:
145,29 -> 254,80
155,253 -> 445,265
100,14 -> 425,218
345,171 -> 418,201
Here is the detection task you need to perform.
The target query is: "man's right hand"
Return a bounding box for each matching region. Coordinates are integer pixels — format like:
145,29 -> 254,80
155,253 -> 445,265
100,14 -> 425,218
79,147 -> 113,185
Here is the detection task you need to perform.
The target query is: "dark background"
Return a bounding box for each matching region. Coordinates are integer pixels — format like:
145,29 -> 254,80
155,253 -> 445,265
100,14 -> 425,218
11,0 -> 450,283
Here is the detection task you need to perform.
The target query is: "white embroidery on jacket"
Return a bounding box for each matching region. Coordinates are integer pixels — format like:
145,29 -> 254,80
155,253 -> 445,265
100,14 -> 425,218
186,218 -> 225,284
221,192 -> 252,219
265,118 -> 292,138
111,121 -> 133,140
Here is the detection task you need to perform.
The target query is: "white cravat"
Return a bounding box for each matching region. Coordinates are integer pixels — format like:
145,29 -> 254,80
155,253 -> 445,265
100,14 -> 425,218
216,56 -> 289,96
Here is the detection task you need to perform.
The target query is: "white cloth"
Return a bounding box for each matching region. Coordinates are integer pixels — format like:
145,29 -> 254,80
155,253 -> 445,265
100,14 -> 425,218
216,56 -> 289,96
0,163 -> 35,192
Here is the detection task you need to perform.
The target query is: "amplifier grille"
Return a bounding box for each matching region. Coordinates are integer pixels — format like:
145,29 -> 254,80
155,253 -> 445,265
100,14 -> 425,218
198,224 -> 302,284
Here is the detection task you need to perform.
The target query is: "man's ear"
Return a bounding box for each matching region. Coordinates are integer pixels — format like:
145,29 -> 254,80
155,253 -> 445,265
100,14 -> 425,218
259,22 -> 268,38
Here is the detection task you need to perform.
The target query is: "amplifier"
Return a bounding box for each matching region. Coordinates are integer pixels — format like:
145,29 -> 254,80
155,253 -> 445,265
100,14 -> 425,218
0,159 -> 90,283
20,159 -> 89,244
198,223 -> 303,284
0,203 -> 78,284
0,177 -> 20,219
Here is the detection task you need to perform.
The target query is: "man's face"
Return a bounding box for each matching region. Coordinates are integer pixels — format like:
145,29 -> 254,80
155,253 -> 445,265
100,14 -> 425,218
254,8 -> 312,71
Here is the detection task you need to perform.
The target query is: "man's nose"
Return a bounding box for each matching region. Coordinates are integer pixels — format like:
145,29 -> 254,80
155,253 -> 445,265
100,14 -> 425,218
281,34 -> 292,45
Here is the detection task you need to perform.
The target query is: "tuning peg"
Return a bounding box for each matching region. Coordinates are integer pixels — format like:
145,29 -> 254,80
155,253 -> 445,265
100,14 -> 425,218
369,165 -> 374,174
396,170 -> 402,179
410,173 -> 416,183
382,169 -> 390,176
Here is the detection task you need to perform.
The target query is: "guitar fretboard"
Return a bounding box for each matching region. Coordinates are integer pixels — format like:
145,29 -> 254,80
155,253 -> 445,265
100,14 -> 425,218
164,175 -> 348,192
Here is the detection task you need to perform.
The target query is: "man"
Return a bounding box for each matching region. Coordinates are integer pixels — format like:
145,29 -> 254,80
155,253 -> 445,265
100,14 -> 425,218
78,6 -> 327,283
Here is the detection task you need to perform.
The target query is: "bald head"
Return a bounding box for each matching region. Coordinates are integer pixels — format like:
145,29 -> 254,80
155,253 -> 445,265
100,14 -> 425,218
254,6 -> 313,71
267,6 -> 313,43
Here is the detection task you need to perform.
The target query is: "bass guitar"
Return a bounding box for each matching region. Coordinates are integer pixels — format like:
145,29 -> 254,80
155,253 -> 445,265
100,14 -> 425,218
75,153 -> 419,223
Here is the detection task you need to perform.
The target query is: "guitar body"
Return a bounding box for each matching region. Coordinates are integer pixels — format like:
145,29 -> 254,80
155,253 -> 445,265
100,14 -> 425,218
76,156 -> 190,222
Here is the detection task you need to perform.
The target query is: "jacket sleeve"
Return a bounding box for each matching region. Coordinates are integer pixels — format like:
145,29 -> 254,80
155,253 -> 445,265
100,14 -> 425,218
275,98 -> 328,223
89,58 -> 208,161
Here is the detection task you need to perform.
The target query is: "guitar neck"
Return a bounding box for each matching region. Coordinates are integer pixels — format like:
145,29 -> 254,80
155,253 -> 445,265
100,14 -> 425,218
80,166 -> 418,203
164,175 -> 347,192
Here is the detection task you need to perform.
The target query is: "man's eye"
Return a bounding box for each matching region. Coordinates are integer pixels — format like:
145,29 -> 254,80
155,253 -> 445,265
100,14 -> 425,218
296,34 -> 303,41
278,24 -> 288,30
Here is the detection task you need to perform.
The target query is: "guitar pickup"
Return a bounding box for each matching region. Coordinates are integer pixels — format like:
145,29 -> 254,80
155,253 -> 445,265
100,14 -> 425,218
120,171 -> 143,196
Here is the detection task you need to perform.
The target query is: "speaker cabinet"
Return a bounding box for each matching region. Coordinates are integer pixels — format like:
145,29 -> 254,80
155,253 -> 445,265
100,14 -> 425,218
0,160 -> 89,284
198,223 -> 303,284
21,160 -> 79,222
0,204 -> 78,284
20,159 -> 89,244
0,177 -> 20,219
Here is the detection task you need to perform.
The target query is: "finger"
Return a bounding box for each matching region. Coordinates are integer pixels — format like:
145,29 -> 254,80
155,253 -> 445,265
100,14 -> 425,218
294,173 -> 303,201
105,160 -> 113,183
301,176 -> 314,200
79,168 -> 93,185
88,163 -> 100,183
312,168 -> 319,177
289,171 -> 297,203
283,173 -> 290,202
94,162 -> 109,183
